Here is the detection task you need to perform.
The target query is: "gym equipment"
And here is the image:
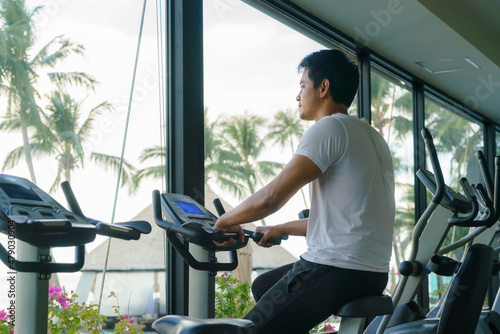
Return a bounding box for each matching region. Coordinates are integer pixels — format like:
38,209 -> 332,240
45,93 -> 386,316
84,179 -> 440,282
368,131 -> 497,334
150,199 -> 393,331
152,192 -> 287,274
151,128 -> 494,334
0,174 -> 151,334
469,152 -> 500,334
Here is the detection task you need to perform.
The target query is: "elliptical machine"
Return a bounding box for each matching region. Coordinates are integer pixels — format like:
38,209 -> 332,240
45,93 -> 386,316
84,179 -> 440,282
0,174 -> 151,334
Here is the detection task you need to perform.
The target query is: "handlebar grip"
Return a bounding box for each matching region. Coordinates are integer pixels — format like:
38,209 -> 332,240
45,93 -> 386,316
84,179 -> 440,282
421,128 -> 445,204
476,151 -> 494,199
96,221 -> 151,240
61,181 -> 86,218
250,231 -> 288,245
421,129 -> 444,202
213,198 -> 226,216
448,178 -> 481,227
474,183 -> 492,209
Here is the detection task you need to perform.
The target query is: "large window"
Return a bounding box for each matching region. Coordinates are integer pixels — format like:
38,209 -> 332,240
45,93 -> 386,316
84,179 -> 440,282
424,97 -> 484,189
371,68 -> 414,293
203,1 -> 325,265
0,0 -> 166,324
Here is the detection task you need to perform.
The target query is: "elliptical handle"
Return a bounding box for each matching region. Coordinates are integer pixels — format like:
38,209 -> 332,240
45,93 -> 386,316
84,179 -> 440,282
476,150 -> 494,199
448,178 -> 481,227
422,128 -> 445,204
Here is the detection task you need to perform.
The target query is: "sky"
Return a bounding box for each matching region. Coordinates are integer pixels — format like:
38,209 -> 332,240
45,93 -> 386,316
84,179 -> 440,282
0,0 -> 326,305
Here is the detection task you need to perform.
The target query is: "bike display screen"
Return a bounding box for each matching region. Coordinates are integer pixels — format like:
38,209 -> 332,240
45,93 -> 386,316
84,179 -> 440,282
175,201 -> 204,216
0,183 -> 42,202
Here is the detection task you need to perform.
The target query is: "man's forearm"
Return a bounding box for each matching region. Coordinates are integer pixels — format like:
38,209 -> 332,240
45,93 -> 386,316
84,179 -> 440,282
216,187 -> 280,227
276,219 -> 308,236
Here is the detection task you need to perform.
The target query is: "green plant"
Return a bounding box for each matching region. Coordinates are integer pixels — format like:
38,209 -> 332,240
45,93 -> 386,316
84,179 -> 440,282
0,309 -> 14,334
108,291 -> 144,334
215,272 -> 255,318
309,322 -> 337,333
46,286 -> 144,333
48,286 -> 106,334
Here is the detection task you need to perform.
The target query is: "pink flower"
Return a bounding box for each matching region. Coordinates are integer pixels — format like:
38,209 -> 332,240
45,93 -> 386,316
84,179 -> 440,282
61,302 -> 70,310
0,309 -> 7,320
49,286 -> 63,299
124,314 -> 128,319
57,296 -> 67,305
128,317 -> 134,323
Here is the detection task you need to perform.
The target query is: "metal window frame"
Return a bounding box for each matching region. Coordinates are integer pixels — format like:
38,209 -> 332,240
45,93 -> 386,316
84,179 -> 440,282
165,0 -> 205,316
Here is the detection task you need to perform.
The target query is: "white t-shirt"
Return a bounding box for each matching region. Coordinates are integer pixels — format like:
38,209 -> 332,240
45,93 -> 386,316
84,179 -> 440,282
296,114 -> 395,272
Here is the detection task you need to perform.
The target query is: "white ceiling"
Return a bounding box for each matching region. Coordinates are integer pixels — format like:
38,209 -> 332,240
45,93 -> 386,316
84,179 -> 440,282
250,0 -> 500,125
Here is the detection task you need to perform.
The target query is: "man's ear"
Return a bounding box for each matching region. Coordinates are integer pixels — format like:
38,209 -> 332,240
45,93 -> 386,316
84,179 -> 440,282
319,79 -> 330,98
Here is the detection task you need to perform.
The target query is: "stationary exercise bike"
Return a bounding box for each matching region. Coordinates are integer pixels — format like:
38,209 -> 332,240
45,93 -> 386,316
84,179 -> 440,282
0,174 -> 151,334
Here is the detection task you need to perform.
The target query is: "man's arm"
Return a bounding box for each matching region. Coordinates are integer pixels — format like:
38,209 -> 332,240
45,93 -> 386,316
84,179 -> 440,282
214,154 -> 321,237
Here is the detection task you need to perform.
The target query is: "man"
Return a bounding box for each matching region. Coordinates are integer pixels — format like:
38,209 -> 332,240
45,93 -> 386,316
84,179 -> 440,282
214,49 -> 395,333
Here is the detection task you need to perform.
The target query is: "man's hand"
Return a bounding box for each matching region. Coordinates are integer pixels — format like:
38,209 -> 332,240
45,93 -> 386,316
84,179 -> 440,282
255,225 -> 284,248
213,221 -> 245,247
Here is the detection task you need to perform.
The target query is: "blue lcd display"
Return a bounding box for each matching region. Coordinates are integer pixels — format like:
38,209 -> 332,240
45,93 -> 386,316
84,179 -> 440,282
175,201 -> 204,215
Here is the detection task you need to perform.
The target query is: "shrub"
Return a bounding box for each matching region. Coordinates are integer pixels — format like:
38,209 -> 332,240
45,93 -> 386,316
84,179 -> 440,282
215,272 -> 255,319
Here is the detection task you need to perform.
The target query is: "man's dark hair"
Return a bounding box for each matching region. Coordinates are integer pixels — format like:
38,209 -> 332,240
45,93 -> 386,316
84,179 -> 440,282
298,49 -> 359,108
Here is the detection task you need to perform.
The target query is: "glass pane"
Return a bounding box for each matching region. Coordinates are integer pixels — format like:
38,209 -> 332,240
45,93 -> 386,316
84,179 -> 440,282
370,68 -> 414,295
0,0 -> 166,325
203,1 -> 326,264
425,97 -> 484,187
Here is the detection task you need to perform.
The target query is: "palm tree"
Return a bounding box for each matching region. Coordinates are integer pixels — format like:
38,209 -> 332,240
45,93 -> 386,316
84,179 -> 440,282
205,110 -> 249,199
266,108 -> 309,209
220,111 -> 284,199
2,91 -> 136,193
133,110 -> 285,222
133,145 -> 166,191
0,0 -> 96,183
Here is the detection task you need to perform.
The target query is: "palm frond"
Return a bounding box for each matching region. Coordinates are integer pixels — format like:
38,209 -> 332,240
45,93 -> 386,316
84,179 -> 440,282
90,152 -> 138,189
2,146 -> 24,171
48,71 -> 98,91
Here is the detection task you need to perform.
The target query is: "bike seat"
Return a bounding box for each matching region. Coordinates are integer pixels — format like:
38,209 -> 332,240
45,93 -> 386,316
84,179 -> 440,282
152,315 -> 255,334
336,295 -> 393,317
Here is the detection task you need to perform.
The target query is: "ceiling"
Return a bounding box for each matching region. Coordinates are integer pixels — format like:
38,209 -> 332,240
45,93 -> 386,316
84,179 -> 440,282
248,0 -> 500,125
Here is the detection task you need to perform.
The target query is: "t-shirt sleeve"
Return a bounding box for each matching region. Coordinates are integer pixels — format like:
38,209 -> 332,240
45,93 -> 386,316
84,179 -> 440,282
295,117 -> 348,173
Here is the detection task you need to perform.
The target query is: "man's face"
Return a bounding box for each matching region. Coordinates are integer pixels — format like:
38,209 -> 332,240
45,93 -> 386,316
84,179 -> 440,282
296,69 -> 321,121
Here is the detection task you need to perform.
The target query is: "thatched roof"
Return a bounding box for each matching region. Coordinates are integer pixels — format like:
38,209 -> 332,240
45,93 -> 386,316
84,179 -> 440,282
81,187 -> 297,272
